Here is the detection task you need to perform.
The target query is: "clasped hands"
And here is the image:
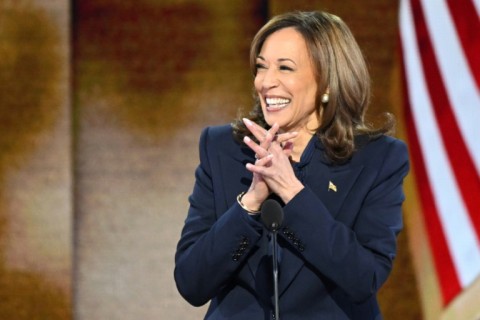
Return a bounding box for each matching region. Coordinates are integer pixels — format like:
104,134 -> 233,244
240,118 -> 305,212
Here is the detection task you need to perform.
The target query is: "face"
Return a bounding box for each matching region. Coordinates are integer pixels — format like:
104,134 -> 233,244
254,27 -> 319,133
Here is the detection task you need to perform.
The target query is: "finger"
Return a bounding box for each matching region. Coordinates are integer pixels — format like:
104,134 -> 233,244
266,123 -> 280,137
243,118 -> 281,147
259,125 -> 276,150
243,123 -> 280,160
257,123 -> 279,158
266,142 -> 293,166
283,141 -> 294,156
246,157 -> 272,174
275,131 -> 298,144
267,140 -> 284,154
255,153 -> 273,166
243,118 -> 267,142
244,136 -> 270,159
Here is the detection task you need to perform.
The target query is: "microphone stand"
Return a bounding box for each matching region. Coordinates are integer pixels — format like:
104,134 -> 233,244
261,199 -> 283,320
272,222 -> 280,320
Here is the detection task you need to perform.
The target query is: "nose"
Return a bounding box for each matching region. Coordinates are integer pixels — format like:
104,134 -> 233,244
260,68 -> 279,89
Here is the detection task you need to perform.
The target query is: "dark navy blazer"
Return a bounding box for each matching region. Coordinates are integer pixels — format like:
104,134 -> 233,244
174,124 -> 409,319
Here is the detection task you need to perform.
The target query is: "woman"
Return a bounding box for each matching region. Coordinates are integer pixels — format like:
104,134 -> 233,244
175,11 -> 409,319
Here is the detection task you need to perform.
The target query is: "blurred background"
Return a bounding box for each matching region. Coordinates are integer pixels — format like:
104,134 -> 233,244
0,0 -> 478,319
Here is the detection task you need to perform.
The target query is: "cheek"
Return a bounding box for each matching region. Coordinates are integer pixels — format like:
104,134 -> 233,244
303,83 -> 318,104
254,77 -> 265,106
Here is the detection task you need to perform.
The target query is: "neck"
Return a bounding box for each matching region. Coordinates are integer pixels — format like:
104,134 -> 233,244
290,130 -> 314,162
284,111 -> 321,162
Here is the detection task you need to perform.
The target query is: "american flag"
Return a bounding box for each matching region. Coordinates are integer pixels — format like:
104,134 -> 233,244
399,0 -> 480,306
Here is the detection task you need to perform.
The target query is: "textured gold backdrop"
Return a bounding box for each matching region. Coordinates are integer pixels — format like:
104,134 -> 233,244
0,0 -> 423,319
73,1 -> 266,319
0,0 -> 71,318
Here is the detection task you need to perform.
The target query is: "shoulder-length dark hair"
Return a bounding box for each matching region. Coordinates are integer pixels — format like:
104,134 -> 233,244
232,11 -> 393,164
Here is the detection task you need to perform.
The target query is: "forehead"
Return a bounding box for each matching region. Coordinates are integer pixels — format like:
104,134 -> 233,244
259,27 -> 309,60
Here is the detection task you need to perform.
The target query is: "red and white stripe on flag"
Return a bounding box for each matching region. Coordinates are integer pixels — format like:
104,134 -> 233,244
399,0 -> 480,305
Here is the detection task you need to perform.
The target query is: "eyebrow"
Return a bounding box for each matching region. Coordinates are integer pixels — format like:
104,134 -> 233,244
256,55 -> 297,65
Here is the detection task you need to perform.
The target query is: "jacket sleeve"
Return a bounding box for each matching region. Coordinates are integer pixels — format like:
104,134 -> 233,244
174,127 -> 263,307
280,139 -> 409,302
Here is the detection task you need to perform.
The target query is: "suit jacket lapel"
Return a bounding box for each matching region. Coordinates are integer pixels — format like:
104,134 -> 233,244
277,159 -> 365,295
308,164 -> 365,218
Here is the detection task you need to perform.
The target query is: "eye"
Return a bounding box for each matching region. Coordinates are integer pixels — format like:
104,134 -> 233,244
279,65 -> 294,71
255,63 -> 267,70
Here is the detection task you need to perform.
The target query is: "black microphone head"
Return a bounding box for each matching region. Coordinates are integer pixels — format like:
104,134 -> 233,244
261,199 -> 284,232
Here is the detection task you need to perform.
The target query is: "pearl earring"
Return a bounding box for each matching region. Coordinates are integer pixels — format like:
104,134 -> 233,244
321,93 -> 329,104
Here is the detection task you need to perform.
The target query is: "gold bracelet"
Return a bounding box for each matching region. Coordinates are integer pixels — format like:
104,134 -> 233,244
237,192 -> 260,214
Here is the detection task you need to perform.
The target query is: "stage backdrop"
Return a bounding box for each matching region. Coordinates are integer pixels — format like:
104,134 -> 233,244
0,1 -> 72,319
73,0 -> 419,319
12,0 -> 480,319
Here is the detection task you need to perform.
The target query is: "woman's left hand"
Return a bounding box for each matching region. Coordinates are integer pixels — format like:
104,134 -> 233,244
246,141 -> 304,204
242,118 -> 297,159
242,120 -> 304,204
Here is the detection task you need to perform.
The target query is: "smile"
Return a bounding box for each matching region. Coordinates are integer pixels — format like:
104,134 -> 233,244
265,97 -> 291,110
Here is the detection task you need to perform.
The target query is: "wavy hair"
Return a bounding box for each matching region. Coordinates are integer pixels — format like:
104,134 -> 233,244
232,11 -> 394,164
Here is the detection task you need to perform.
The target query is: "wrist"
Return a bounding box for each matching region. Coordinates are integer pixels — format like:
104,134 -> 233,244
280,184 -> 304,204
237,192 -> 261,215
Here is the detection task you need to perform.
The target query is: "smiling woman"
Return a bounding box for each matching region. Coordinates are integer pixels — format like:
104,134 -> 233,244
253,27 -> 319,158
233,11 -> 394,165
175,10 -> 410,320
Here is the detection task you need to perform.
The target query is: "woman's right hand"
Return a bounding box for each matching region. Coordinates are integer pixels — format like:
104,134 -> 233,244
241,118 -> 297,210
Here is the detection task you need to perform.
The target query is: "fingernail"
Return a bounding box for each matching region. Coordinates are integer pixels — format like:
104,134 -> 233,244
243,118 -> 253,126
243,136 -> 251,142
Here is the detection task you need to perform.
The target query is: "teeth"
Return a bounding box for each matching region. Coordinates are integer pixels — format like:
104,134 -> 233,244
266,97 -> 290,105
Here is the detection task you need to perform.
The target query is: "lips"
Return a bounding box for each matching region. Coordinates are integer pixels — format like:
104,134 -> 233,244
265,97 -> 291,111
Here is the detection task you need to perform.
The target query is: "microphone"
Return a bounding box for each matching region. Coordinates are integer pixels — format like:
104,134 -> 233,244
261,199 -> 284,232
261,199 -> 284,320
